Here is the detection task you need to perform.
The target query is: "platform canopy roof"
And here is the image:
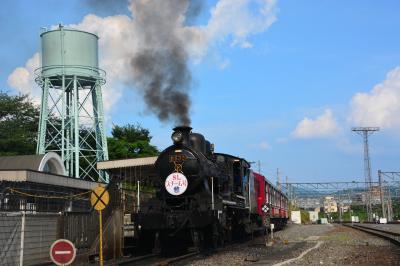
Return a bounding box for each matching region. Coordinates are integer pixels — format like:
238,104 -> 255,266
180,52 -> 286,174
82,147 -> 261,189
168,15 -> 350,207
0,152 -> 66,175
0,170 -> 99,190
97,156 -> 158,170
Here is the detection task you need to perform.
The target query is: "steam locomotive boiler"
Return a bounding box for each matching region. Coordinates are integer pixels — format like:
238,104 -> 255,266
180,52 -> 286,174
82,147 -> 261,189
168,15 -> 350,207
133,126 -> 288,252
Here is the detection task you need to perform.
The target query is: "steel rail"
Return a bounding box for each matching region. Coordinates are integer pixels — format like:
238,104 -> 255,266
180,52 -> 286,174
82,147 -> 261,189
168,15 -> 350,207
116,251 -> 200,266
343,224 -> 400,246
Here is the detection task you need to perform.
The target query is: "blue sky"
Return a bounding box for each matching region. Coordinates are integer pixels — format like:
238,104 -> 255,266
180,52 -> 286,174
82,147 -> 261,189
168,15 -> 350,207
1,0 -> 400,184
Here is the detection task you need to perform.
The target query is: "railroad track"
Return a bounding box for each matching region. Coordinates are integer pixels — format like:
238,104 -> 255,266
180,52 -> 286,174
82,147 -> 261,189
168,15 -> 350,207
117,251 -> 200,266
344,223 -> 400,246
116,234 -> 268,265
116,237 -> 258,265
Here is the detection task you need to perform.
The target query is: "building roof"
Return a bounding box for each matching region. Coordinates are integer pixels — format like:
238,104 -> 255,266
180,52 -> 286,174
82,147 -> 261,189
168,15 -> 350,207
97,156 -> 158,170
0,170 -> 99,190
0,152 -> 66,175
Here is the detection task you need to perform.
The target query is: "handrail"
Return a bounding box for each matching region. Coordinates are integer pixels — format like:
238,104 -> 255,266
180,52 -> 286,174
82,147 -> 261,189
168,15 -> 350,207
34,65 -> 106,85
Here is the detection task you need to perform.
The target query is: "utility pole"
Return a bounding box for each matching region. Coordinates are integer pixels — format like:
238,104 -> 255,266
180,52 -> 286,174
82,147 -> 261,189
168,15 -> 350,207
378,171 -> 400,221
338,194 -> 342,222
387,187 -> 393,221
285,176 -> 289,196
352,127 -> 379,222
276,168 -> 281,190
378,170 -> 386,219
258,160 -> 261,174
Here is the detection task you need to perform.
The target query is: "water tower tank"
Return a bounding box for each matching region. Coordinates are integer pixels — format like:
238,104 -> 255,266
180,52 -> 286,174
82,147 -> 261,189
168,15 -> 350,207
39,25 -> 104,83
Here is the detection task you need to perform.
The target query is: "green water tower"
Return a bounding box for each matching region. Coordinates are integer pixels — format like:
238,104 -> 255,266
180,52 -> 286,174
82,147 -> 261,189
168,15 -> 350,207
35,24 -> 109,182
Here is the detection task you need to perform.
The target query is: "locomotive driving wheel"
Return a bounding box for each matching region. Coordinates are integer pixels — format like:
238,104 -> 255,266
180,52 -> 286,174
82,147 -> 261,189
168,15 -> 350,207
191,229 -> 204,251
213,221 -> 225,248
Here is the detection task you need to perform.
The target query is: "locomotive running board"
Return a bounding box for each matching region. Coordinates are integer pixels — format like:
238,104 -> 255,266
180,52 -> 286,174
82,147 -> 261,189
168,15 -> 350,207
222,200 -> 237,205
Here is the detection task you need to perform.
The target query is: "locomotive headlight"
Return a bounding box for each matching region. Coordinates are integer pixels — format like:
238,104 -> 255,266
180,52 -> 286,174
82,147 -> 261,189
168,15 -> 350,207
171,131 -> 183,143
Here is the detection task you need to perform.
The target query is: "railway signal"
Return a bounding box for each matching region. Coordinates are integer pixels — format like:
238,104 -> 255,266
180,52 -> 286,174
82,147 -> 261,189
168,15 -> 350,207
90,185 -> 109,211
91,185 -> 109,266
49,239 -> 76,266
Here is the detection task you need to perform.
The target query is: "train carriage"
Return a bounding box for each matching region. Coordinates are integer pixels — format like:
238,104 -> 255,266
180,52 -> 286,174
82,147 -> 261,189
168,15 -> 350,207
254,172 -> 288,230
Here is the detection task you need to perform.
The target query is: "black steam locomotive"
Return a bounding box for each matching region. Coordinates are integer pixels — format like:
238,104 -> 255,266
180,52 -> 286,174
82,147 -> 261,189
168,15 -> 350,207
133,126 -> 271,252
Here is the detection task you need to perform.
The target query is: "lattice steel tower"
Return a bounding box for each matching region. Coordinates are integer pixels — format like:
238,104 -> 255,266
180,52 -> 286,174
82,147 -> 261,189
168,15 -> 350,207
352,127 -> 379,221
35,25 -> 109,182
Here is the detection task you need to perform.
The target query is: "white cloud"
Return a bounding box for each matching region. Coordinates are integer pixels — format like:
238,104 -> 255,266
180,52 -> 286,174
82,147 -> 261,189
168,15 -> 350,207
349,66 -> 400,129
7,0 -> 278,115
218,59 -> 231,70
276,137 -> 288,144
8,53 -> 40,102
291,109 -> 341,139
206,0 -> 277,49
259,140 -> 271,150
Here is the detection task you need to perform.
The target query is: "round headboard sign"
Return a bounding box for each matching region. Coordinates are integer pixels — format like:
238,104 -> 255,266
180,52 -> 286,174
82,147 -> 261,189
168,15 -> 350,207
165,172 -> 188,196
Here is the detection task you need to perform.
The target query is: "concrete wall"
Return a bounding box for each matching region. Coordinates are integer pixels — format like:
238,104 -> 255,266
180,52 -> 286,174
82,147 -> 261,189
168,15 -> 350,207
309,211 -> 318,223
291,211 -> 301,224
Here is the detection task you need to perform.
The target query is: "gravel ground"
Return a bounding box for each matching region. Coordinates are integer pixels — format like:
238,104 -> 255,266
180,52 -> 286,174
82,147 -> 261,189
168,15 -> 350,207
274,224 -> 334,242
285,225 -> 400,266
173,224 -> 400,266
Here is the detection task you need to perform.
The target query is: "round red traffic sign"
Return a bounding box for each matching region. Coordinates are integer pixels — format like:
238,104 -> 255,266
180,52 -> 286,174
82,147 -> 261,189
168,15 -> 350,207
50,239 -> 76,266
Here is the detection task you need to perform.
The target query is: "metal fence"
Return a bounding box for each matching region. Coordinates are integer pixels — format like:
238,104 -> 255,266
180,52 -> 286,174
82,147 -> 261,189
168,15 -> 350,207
0,179 -> 126,265
0,212 -> 59,266
0,181 -> 93,266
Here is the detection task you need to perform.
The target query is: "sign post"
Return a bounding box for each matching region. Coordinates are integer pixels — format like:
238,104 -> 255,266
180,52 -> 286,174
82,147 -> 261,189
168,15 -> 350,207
262,204 -> 269,213
91,185 -> 109,266
262,204 -> 271,246
50,239 -> 76,266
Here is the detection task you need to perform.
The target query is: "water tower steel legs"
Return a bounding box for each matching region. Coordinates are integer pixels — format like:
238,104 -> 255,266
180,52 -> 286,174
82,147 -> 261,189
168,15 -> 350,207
37,74 -> 109,182
92,82 -> 109,162
37,79 -> 49,155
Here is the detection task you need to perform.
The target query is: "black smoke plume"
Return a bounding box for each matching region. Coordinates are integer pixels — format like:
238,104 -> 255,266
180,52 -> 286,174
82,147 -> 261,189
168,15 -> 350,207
85,0 -> 203,126
132,47 -> 191,125
130,0 -> 204,126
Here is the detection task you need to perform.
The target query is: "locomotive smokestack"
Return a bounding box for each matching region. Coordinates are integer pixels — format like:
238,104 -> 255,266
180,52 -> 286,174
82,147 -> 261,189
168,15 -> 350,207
172,126 -> 192,146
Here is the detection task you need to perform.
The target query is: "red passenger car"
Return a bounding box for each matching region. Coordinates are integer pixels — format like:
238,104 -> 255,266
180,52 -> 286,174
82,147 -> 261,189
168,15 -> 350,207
254,172 -> 288,229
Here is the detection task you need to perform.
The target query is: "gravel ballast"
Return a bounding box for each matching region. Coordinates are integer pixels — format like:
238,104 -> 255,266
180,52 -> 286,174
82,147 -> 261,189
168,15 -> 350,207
173,224 -> 400,266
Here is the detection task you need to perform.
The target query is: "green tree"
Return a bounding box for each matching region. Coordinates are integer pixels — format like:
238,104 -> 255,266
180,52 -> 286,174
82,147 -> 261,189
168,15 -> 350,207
0,92 -> 39,156
107,123 -> 159,160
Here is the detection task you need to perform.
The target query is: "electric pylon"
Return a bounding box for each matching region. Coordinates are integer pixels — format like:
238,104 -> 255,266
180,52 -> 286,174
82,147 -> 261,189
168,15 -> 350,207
352,127 -> 379,221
